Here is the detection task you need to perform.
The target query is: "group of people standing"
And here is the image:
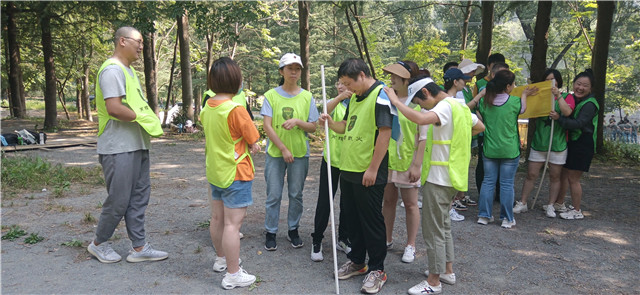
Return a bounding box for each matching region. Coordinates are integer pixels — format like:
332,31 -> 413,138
605,115 -> 638,144
87,26 -> 600,294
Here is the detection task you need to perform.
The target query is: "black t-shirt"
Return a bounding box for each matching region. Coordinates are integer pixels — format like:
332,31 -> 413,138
340,80 -> 393,185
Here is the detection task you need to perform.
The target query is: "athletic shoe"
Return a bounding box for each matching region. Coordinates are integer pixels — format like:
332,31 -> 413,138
477,216 -> 494,225
401,201 -> 423,209
126,243 -> 168,262
501,218 -> 516,229
239,232 -> 244,239
336,240 -> 352,254
221,267 -> 256,290
337,261 -> 368,280
87,241 -> 121,263
311,243 -> 323,262
543,203 -> 569,213
386,241 -> 393,249
453,200 -> 468,211
513,201 -> 528,213
265,232 -> 277,251
462,195 -> 477,206
408,280 -> 442,294
287,229 -> 304,248
360,270 -> 387,294
401,245 -> 416,263
449,208 -> 465,222
213,256 -> 242,272
545,205 -> 556,218
424,270 -> 456,285
559,209 -> 584,220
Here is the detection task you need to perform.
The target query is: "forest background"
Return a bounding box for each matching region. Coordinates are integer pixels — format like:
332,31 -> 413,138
2,1 -> 639,153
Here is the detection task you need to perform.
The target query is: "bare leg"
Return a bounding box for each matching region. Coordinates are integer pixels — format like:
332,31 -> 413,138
556,167 -> 570,205
400,187 -> 419,247
382,183 -> 398,245
210,199 -> 225,257
445,261 -> 454,274
519,161 -> 543,204
222,207 -> 247,274
565,169 -> 584,211
546,163 -> 563,205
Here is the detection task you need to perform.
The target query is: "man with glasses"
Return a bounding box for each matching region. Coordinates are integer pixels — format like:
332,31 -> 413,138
87,26 -> 168,263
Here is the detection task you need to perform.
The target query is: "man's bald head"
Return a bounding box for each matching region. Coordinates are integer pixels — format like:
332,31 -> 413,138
114,26 -> 140,45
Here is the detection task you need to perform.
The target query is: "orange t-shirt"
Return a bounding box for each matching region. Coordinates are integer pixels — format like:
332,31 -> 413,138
207,99 -> 260,181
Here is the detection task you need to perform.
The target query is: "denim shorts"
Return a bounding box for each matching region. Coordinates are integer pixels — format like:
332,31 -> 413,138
210,180 -> 253,209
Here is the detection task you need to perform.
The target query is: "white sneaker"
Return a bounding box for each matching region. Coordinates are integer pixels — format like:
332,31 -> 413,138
449,208 -> 465,221
125,243 -> 168,262
239,232 -> 244,239
213,256 -> 243,272
477,216 -> 494,225
542,203 -> 568,213
501,218 -> 516,229
386,241 -> 393,249
559,209 -> 584,220
401,245 -> 416,263
408,280 -> 442,295
221,267 -> 256,290
87,241 -> 121,263
545,205 -> 556,218
424,270 -> 456,285
336,240 -> 351,254
311,243 -> 323,262
513,201 -> 528,213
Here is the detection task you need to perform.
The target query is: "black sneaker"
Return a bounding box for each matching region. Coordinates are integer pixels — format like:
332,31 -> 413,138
287,229 -> 304,248
265,232 -> 277,251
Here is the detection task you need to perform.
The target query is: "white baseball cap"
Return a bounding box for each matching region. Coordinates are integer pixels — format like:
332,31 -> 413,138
407,77 -> 435,102
279,53 -> 303,68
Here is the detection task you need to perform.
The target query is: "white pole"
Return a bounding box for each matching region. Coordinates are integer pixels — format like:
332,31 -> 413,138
321,65 -> 340,295
530,80 -> 555,210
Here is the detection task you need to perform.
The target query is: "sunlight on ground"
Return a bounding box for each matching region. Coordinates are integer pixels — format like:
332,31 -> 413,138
152,163 -> 181,169
65,161 -> 95,166
538,228 -> 569,237
512,249 -> 552,258
582,230 -> 630,245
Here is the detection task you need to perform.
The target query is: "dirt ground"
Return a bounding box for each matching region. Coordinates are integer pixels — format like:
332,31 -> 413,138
1,113 -> 639,294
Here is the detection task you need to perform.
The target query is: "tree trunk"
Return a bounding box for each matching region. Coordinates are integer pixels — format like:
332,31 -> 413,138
591,1 -> 615,154
6,1 -> 27,118
460,0 -> 473,58
76,78 -> 82,118
143,31 -> 159,114
40,3 -> 58,129
82,59 -> 92,121
177,12 -> 193,121
345,7 -> 364,61
476,0 -> 494,79
530,1 -> 552,83
298,1 -> 310,90
514,5 -> 535,54
350,4 -> 376,79
163,27 -> 179,126
550,31 -> 582,69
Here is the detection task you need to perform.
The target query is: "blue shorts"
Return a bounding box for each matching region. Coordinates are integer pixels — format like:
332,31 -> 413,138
210,180 -> 253,209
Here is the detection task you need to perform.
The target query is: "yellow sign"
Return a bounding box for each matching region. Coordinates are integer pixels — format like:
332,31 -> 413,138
511,80 -> 554,119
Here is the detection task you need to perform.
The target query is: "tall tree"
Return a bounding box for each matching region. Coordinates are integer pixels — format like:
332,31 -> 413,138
591,1 -> 615,153
530,1 -> 553,83
177,11 -> 193,120
39,2 -> 58,129
5,1 -> 26,118
299,1 -> 310,90
460,0 -> 473,58
476,0 -> 494,78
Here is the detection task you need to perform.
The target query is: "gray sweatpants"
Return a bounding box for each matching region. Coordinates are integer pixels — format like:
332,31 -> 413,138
96,150 -> 150,248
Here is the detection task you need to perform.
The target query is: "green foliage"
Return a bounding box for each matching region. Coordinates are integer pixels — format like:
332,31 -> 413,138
2,225 -> 27,241
24,233 -> 44,244
197,220 -> 210,228
601,140 -> 640,165
61,239 -> 84,247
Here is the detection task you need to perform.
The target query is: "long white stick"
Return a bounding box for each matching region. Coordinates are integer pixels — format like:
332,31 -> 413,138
530,81 -> 555,210
321,65 -> 340,295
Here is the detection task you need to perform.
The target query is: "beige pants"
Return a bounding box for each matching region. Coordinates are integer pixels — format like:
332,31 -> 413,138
421,182 -> 457,274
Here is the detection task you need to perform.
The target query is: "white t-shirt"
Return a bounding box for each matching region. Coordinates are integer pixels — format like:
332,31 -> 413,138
427,98 -> 479,187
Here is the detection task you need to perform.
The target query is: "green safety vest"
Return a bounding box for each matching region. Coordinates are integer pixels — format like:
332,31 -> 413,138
531,93 -> 569,152
203,89 -> 247,109
265,88 -> 312,158
96,58 -> 163,137
478,95 -> 521,159
340,84 -> 384,173
388,104 -> 421,172
569,96 -> 599,151
421,98 -> 472,191
476,78 -> 489,92
201,100 -> 252,188
323,101 -> 347,168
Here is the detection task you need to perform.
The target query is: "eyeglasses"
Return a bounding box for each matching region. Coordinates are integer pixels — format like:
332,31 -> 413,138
123,36 -> 143,46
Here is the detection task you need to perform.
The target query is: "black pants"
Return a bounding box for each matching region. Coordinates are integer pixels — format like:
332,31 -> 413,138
341,178 -> 386,271
311,158 -> 348,244
476,135 -> 501,202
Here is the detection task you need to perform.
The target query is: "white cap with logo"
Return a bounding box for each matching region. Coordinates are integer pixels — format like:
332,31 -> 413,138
407,77 -> 435,103
279,53 -> 303,68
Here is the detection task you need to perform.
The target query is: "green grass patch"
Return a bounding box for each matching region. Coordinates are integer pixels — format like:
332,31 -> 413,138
1,156 -> 103,195
2,225 -> 27,241
24,233 -> 44,244
61,239 -> 84,247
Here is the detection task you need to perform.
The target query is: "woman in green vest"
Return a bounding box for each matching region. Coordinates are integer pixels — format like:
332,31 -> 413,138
201,57 -> 261,289
514,69 -> 575,218
476,70 -> 537,229
261,53 -> 318,250
380,60 -> 424,264
550,69 -> 599,220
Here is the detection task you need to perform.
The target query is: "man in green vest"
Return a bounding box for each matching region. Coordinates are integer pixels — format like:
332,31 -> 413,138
320,58 -> 393,294
88,26 -> 167,264
385,76 -> 484,295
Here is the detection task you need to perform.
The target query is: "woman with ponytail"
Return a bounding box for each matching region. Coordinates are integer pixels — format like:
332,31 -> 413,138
476,70 -> 537,228
550,69 -> 599,220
